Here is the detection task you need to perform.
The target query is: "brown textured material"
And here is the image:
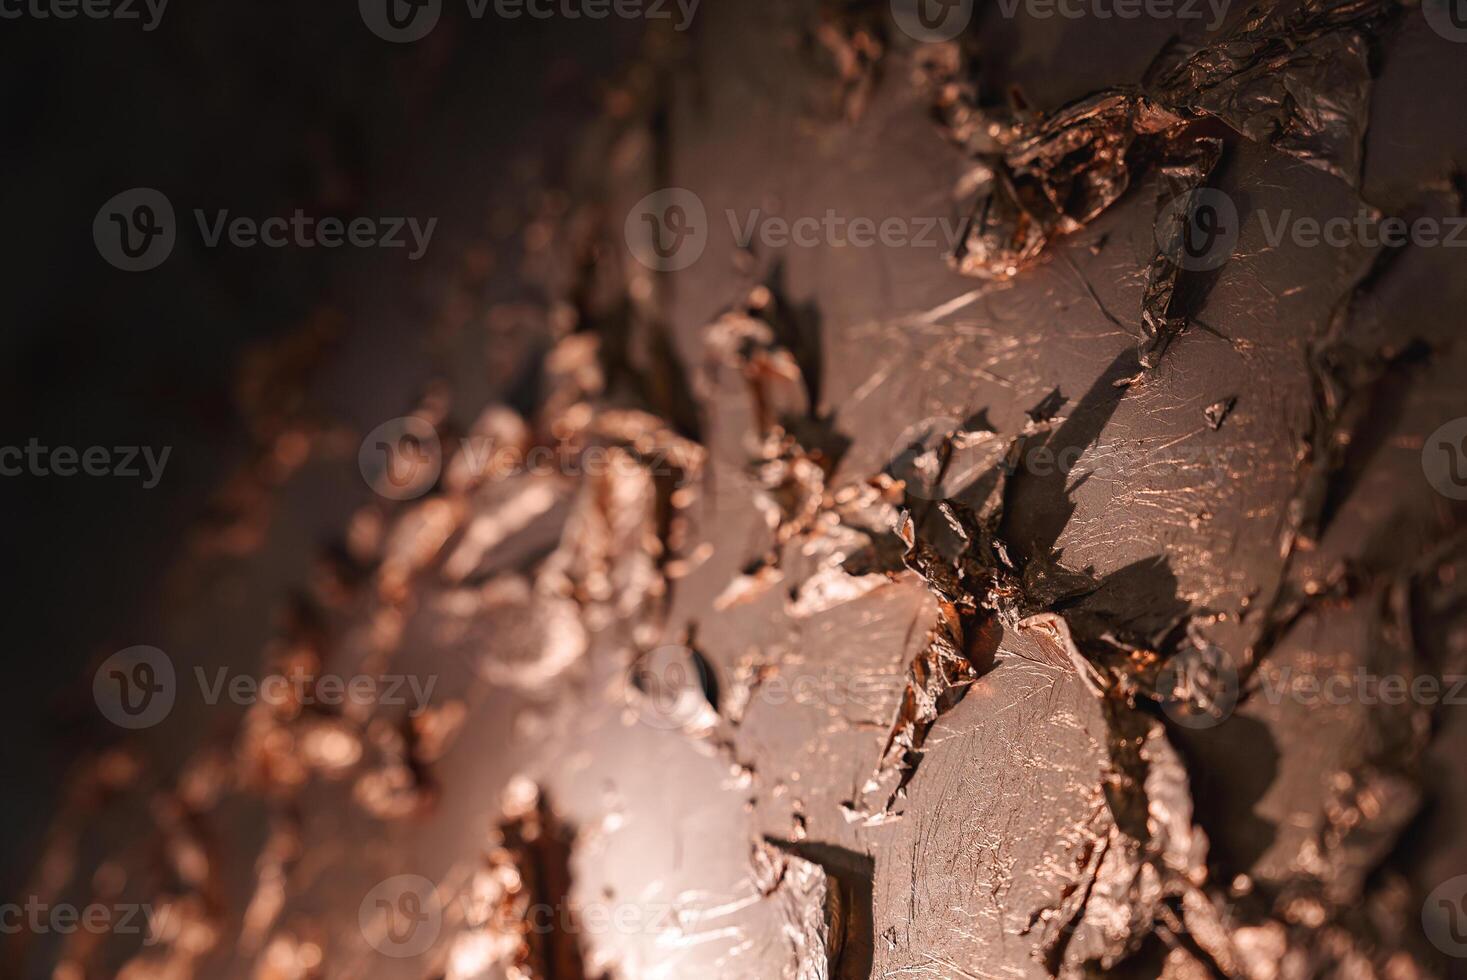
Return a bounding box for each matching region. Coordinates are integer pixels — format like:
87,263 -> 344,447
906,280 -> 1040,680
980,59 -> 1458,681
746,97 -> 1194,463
10,1 -> 1467,978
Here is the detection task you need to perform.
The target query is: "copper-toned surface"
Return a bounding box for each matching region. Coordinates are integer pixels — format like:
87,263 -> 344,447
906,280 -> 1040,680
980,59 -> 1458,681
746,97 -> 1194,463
6,1 -> 1467,978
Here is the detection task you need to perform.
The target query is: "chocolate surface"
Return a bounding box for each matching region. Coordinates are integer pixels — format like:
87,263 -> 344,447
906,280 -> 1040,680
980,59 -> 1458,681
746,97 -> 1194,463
6,1 -> 1467,978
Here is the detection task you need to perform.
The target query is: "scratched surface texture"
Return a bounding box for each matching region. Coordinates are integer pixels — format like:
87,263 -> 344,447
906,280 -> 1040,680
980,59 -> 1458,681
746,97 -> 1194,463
9,0 -> 1467,978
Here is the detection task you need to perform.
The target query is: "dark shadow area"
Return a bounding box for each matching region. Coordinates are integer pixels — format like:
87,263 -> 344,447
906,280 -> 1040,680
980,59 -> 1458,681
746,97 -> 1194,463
1169,714 -> 1281,875
764,838 -> 875,980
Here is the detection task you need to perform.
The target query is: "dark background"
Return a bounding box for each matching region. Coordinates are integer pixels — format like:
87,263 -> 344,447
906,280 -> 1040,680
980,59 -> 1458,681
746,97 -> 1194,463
0,1 -> 641,900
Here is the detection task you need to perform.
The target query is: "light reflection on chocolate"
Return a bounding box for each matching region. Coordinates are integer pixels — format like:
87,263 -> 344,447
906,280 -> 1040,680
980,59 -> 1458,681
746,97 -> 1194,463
13,2 -> 1467,979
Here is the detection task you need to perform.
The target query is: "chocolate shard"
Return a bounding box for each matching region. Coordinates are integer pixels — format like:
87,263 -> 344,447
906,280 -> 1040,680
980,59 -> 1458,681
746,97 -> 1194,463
442,778 -> 608,980
1139,136 -> 1224,370
1146,0 -> 1393,187
947,0 -> 1393,370
1204,396 -> 1237,430
845,413 -> 1062,824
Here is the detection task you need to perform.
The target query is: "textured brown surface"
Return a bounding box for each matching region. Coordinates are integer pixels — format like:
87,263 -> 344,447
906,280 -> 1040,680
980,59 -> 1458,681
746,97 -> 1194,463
8,1 -> 1467,978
